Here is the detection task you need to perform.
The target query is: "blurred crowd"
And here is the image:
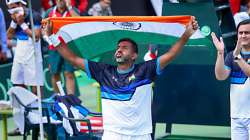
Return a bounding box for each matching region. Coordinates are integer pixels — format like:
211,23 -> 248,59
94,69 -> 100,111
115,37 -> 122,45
0,0 -> 113,65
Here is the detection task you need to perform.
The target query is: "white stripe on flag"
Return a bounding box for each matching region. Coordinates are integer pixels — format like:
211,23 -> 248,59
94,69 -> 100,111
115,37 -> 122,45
58,22 -> 204,43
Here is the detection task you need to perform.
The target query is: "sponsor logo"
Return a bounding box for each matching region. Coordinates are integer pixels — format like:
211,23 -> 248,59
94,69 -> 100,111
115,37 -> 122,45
112,76 -> 118,82
113,22 -> 141,30
128,74 -> 136,82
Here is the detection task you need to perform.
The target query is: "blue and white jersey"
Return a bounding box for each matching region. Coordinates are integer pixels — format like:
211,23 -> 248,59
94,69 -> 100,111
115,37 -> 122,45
14,8 -> 42,63
225,51 -> 250,118
84,58 -> 162,135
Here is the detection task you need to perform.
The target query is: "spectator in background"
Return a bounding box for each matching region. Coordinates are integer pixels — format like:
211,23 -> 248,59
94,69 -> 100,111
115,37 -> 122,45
6,0 -> 44,94
41,0 -> 88,15
240,0 -> 249,12
6,0 -> 44,136
229,0 -> 241,15
234,0 -> 250,26
212,19 -> 250,140
0,7 -> 9,64
88,0 -> 112,16
43,0 -> 79,95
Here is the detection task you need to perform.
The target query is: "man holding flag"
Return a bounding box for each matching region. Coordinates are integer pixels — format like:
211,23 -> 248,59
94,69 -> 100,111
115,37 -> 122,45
42,16 -> 198,140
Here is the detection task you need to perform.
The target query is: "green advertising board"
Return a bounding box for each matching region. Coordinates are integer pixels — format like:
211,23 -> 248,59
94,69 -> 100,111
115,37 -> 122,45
152,2 -> 231,127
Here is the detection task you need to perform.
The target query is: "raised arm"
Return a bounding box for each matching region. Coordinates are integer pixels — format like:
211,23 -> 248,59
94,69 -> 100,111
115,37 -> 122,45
42,21 -> 86,71
159,16 -> 198,70
56,43 -> 86,71
211,32 -> 230,80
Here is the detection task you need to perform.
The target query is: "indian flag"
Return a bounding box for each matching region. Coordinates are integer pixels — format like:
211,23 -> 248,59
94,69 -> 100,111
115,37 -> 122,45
48,16 -> 213,60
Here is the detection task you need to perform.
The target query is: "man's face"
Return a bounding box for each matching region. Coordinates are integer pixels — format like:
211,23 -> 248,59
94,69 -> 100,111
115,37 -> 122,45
114,41 -> 137,64
56,0 -> 67,9
7,3 -> 24,20
101,0 -> 111,9
247,2 -> 250,9
7,2 -> 23,12
238,24 -> 250,48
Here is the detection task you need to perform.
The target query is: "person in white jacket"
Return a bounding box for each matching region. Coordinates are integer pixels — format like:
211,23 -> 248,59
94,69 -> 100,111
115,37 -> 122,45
234,0 -> 250,26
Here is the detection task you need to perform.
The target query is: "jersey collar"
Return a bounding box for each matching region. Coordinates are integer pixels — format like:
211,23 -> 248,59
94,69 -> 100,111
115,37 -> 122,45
117,64 -> 135,74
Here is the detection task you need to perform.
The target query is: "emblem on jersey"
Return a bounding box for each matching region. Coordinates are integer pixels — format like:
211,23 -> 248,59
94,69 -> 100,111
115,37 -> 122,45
128,74 -> 136,82
112,76 -> 118,82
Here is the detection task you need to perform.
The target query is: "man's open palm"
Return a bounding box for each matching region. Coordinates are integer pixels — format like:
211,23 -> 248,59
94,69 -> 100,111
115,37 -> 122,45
211,32 -> 224,52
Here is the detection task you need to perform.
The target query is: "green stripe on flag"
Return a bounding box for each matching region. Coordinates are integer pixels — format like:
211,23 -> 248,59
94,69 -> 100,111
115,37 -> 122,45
67,30 -> 213,59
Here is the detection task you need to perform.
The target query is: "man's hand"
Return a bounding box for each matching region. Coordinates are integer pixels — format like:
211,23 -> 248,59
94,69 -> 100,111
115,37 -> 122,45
15,14 -> 25,25
41,20 -> 62,47
0,52 -> 7,62
233,37 -> 242,57
184,16 -> 199,37
211,32 -> 224,53
10,14 -> 17,22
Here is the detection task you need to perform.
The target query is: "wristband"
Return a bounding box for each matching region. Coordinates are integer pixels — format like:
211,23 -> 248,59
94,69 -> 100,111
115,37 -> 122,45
48,34 -> 61,47
20,23 -> 29,30
10,20 -> 17,29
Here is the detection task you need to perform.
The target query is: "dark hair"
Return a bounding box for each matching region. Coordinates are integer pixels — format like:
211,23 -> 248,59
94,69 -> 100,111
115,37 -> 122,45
117,38 -> 138,54
237,19 -> 250,33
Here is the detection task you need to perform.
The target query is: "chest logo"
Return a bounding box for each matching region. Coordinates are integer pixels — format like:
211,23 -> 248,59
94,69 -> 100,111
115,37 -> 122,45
128,74 -> 136,82
112,76 -> 118,82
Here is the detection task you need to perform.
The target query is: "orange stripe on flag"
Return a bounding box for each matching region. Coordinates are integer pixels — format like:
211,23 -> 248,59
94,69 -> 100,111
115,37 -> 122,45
47,16 -> 192,33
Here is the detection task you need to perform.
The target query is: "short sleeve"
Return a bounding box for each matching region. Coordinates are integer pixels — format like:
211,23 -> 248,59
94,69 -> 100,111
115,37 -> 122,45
83,59 -> 110,82
225,51 -> 233,70
137,58 -> 161,81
